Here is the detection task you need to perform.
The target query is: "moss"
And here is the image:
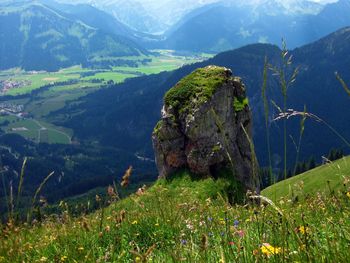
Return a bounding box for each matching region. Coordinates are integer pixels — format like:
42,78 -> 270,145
164,66 -> 231,115
212,145 -> 221,152
153,120 -> 163,136
233,96 -> 249,112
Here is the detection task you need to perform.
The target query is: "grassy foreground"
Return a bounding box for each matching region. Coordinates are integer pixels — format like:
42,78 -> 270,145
1,165 -> 350,262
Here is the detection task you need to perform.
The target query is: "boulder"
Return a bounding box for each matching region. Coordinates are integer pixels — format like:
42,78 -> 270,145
152,65 -> 258,191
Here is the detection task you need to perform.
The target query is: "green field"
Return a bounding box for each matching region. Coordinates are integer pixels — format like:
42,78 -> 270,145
0,50 -> 213,144
81,72 -> 137,83
1,116 -> 72,144
1,50 -> 212,96
262,156 -> 350,200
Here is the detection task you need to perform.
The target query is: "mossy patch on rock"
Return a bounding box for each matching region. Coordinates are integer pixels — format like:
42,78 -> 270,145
233,96 -> 249,112
164,66 -> 232,114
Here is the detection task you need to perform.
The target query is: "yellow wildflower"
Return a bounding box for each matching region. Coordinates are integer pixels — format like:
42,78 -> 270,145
135,256 -> 141,262
261,243 -> 282,257
346,192 -> 350,198
40,257 -> 48,262
155,223 -> 160,227
297,226 -> 310,235
132,220 -> 138,225
78,246 -> 84,251
60,256 -> 68,262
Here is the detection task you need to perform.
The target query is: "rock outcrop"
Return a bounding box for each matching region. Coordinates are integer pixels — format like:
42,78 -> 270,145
152,66 -> 258,191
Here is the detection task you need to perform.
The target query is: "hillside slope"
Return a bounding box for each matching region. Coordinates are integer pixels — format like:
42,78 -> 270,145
0,1 -> 147,71
262,156 -> 350,200
1,165 -> 350,261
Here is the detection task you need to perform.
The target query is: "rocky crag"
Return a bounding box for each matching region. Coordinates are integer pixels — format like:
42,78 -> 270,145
152,66 -> 258,192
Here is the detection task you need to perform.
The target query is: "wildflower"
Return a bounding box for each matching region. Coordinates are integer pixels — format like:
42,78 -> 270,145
39,257 -> 48,262
229,241 -> 235,246
207,217 -> 213,222
295,226 -> 310,235
132,220 -> 138,225
135,256 -> 141,262
78,247 -> 84,251
136,185 -> 147,196
235,230 -> 245,238
185,219 -> 194,230
181,239 -> 187,245
105,225 -> 111,232
346,191 -> 350,198
233,220 -> 240,227
155,223 -> 159,227
60,256 -> 68,262
260,243 -> 282,257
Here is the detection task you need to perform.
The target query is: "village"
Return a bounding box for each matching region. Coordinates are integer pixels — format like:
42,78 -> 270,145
0,79 -> 31,94
0,102 -> 26,117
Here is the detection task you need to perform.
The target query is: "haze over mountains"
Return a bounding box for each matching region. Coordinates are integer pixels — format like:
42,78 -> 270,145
160,0 -> 350,52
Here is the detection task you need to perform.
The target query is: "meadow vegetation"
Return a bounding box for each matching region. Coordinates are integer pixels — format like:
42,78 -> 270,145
0,166 -> 349,262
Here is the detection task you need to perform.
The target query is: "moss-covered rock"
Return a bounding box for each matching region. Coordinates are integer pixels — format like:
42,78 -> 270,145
152,65 -> 258,194
164,66 -> 233,115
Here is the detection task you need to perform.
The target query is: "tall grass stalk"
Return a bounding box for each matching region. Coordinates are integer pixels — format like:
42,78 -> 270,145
274,109 -> 350,149
15,157 -> 27,218
27,171 -> 55,223
0,166 -> 10,220
292,106 -> 307,176
261,57 -> 274,186
240,124 -> 259,192
335,72 -> 350,96
269,40 -> 299,180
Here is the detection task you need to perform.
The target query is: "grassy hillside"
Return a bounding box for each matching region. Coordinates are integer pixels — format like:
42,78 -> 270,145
1,164 -> 350,262
262,156 -> 350,201
0,2 -> 147,71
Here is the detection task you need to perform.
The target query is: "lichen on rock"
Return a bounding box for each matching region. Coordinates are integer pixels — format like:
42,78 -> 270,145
152,65 -> 259,192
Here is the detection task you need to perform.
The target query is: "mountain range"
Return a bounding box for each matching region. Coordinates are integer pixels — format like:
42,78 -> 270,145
55,0 -> 220,34
159,0 -> 350,52
0,1 -> 148,71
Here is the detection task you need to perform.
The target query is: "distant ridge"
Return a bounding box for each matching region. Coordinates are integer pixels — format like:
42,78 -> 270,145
0,1 -> 148,71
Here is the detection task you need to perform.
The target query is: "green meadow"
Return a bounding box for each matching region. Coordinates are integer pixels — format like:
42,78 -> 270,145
2,117 -> 72,144
0,163 -> 349,262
